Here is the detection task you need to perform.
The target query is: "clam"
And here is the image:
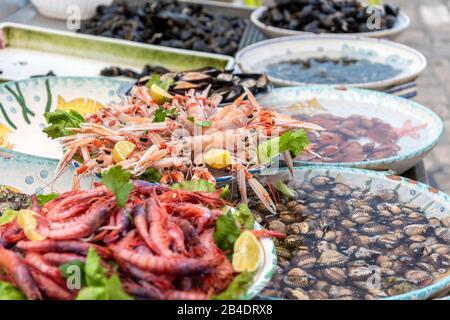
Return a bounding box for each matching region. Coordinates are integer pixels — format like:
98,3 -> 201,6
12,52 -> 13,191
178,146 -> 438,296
375,189 -> 398,203
321,267 -> 346,285
311,176 -> 333,187
284,288 -> 310,300
348,266 -> 373,281
269,220 -> 287,234
317,250 -> 348,268
405,270 -> 433,287
331,183 -> 352,197
293,252 -> 317,269
283,268 -> 316,288
435,227 -> 450,244
403,224 -> 431,237
283,235 -> 304,248
360,223 -> 389,235
276,246 -> 292,261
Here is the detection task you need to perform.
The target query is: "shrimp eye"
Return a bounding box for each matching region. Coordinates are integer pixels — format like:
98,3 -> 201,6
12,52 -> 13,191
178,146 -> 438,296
96,159 -> 104,164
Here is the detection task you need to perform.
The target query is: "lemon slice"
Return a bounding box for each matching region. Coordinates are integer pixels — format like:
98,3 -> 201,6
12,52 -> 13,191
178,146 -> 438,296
17,210 -> 46,241
149,84 -> 172,104
113,141 -> 136,163
232,231 -> 261,273
204,148 -> 232,169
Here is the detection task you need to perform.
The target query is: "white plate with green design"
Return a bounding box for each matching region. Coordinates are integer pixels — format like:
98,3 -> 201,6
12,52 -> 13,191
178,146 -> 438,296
236,35 -> 426,90
258,86 -> 443,174
259,166 -> 450,300
0,77 -> 129,192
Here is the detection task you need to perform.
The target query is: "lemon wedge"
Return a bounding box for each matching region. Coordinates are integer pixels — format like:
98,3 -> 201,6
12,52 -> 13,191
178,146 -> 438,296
113,141 -> 136,163
232,231 -> 261,273
17,209 -> 46,241
203,148 -> 232,169
149,84 -> 172,104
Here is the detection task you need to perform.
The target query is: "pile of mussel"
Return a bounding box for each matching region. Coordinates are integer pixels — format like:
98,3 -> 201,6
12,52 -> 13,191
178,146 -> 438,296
138,68 -> 270,103
0,186 -> 30,213
249,176 -> 450,300
79,0 -> 246,55
260,0 -> 400,34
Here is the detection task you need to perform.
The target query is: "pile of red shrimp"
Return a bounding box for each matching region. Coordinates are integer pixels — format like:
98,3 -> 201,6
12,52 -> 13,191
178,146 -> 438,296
0,182 -> 235,300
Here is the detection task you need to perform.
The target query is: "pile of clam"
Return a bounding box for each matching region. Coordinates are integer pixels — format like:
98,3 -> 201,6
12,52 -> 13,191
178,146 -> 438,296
249,176 -> 450,300
293,113 -> 401,163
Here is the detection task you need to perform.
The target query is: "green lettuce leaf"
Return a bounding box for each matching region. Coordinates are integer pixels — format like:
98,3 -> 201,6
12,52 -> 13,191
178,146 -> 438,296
145,74 -> 174,91
257,129 -> 309,164
42,110 -> 86,139
154,107 -> 177,123
210,271 -> 255,300
76,287 -> 108,300
234,204 -> 254,230
140,168 -> 162,183
84,247 -> 107,287
172,179 -> 216,193
36,193 -> 60,206
214,211 -> 241,251
104,275 -> 133,300
0,281 -> 26,300
0,208 -> 18,226
101,166 -> 133,208
187,116 -> 212,127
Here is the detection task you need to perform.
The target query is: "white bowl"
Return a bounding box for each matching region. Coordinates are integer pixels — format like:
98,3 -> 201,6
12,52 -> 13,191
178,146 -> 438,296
31,0 -> 113,20
251,6 -> 410,39
236,34 -> 427,90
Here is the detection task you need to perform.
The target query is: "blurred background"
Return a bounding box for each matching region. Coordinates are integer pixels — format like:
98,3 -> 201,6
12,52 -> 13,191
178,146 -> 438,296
0,0 -> 449,191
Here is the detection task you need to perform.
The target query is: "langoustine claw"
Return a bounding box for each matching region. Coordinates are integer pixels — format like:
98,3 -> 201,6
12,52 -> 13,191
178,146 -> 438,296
0,247 -> 42,300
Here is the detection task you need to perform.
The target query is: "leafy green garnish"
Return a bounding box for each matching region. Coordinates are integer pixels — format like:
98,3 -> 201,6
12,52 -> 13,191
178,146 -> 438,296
274,180 -> 296,199
0,208 -> 18,226
172,179 -> 216,193
214,210 -> 241,251
210,271 -> 255,300
140,168 -> 162,183
219,185 -> 230,198
172,179 -> 229,198
101,166 -> 133,208
234,204 -> 254,230
257,129 -> 309,164
61,247 -> 133,300
42,110 -> 86,139
145,74 -> 174,91
60,260 -> 86,287
36,193 -> 60,206
154,107 -> 178,123
187,116 -> 212,127
0,281 -> 26,300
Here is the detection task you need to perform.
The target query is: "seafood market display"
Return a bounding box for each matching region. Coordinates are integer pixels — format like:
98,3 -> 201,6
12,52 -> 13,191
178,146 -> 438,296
250,175 -> 450,300
264,57 -> 402,85
0,179 -> 267,300
260,0 -> 400,34
79,0 -> 246,55
293,113 -> 404,163
102,67 -> 271,104
43,83 -> 322,213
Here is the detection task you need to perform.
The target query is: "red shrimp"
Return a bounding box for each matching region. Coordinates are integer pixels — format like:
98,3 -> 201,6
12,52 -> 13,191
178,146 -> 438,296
122,280 -> 165,300
110,245 -> 218,275
39,199 -> 114,240
16,240 -> 111,258
165,290 -> 208,300
42,253 -> 86,265
24,253 -> 64,285
0,247 -> 42,300
29,270 -> 73,300
145,197 -> 173,256
157,190 -> 225,208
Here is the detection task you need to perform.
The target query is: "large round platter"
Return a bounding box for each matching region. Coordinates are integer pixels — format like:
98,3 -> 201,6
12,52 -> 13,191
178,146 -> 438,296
236,34 -> 426,90
259,166 -> 450,300
257,86 -> 443,174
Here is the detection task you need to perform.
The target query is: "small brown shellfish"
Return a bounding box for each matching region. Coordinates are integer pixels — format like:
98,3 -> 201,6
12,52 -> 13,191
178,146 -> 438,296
321,267 -> 346,285
317,250 -> 348,268
283,268 -> 316,288
405,270 -> 433,287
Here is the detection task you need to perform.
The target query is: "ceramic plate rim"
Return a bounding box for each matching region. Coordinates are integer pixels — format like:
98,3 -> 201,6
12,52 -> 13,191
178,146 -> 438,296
257,86 -> 443,171
236,33 -> 427,89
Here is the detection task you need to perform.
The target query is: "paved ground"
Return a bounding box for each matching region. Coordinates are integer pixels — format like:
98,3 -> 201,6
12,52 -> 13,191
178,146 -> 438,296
390,0 -> 450,192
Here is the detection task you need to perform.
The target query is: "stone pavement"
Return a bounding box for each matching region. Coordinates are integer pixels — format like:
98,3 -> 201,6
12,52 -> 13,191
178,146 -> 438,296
391,0 -> 450,192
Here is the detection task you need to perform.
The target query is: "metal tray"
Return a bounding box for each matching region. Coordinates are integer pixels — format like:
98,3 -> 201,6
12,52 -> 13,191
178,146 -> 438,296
0,22 -> 234,82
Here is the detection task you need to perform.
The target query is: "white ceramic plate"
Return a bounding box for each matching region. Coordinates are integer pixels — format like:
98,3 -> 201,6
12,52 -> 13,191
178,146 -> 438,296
257,86 -> 443,174
236,34 -> 426,90
251,6 -> 410,39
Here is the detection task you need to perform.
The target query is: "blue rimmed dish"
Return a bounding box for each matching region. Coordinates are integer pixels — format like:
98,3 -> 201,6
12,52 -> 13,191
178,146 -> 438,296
257,86 -> 443,174
257,166 -> 450,300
